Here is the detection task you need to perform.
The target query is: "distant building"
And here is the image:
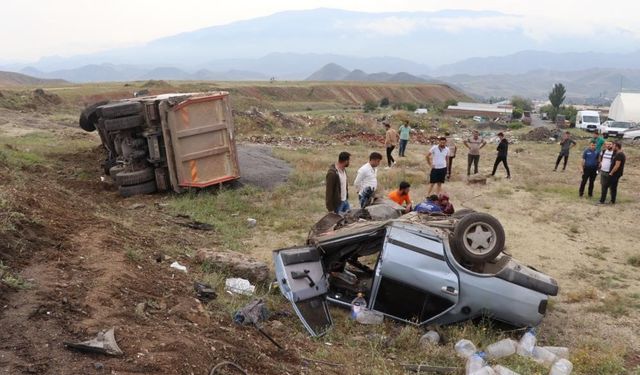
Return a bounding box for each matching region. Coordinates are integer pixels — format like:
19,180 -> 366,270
444,102 -> 513,119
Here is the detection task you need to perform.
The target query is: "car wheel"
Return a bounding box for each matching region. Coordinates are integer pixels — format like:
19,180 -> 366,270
451,208 -> 476,219
115,167 -> 155,186
118,180 -> 157,197
451,212 -> 505,263
79,101 -> 109,132
99,102 -> 143,119
103,114 -> 145,132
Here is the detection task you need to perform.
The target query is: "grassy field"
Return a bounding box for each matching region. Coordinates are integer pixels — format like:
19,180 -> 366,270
0,82 -> 639,374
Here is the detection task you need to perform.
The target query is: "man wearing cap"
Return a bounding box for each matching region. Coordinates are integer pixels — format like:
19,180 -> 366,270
426,136 -> 449,195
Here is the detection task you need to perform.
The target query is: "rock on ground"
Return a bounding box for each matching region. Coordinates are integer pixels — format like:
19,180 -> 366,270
196,249 -> 270,283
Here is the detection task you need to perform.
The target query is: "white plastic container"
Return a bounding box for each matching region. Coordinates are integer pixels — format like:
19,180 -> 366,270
516,329 -> 536,357
419,330 -> 440,346
465,352 -> 485,374
549,358 -> 573,375
492,365 -> 520,375
543,346 -> 569,359
355,309 -> 383,325
455,339 -> 477,358
350,293 -> 367,319
532,346 -> 558,367
485,338 -> 517,359
469,365 -> 496,375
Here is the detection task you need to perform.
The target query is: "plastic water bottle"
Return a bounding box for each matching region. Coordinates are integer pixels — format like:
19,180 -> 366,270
465,352 -> 485,374
532,346 -> 558,367
469,367 -> 496,375
492,365 -> 520,375
419,330 -> 440,347
543,346 -> 569,359
485,338 -> 517,359
516,328 -> 536,357
549,358 -> 573,375
350,293 -> 366,319
455,339 -> 477,358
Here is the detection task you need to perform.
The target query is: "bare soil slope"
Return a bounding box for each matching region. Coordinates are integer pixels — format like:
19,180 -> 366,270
0,71 -> 68,88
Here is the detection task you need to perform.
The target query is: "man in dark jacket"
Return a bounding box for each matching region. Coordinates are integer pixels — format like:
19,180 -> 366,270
326,151 -> 351,214
579,141 -> 598,198
491,132 -> 511,178
599,141 -> 625,204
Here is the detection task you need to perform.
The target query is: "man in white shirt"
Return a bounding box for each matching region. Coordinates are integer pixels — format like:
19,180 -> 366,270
597,141 -> 615,205
354,152 -> 383,208
426,136 -> 450,195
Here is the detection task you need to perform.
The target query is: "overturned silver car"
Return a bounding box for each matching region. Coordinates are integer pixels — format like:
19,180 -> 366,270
273,206 -> 558,337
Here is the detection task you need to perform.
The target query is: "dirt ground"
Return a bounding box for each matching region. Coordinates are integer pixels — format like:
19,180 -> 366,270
1,102 -> 639,374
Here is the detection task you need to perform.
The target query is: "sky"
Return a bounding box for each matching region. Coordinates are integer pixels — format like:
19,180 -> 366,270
2,0 -> 639,62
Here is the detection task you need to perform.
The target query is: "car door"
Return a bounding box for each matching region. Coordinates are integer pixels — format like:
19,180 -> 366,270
369,224 -> 460,325
273,246 -> 332,337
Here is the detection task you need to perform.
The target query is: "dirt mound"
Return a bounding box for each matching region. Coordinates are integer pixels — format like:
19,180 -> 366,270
141,80 -> 172,88
32,88 -> 62,106
522,127 -> 554,141
320,117 -> 372,135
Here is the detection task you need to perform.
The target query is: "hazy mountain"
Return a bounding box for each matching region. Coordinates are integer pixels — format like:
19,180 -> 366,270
6,8 -> 638,73
439,68 -> 640,102
435,50 -> 640,76
0,71 -> 67,87
306,64 -> 427,83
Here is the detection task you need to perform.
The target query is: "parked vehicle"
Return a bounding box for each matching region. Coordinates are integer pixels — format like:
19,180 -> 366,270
622,126 -> 640,141
521,111 -> 532,125
600,120 -> 634,138
473,116 -> 483,122
555,114 -> 566,128
414,108 -> 429,115
79,92 -> 240,197
273,207 -> 558,337
575,110 -> 600,132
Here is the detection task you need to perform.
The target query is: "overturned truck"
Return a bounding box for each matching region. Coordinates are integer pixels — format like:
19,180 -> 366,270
79,92 -> 240,197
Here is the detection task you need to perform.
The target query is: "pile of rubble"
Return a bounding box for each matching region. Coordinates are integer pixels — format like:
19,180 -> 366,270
242,135 -> 330,148
521,127 -> 555,142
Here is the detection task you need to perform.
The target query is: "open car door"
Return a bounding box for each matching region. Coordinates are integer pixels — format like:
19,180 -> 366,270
273,246 -> 333,337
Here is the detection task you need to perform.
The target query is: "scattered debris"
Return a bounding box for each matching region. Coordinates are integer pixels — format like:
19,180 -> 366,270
209,361 -> 248,375
225,278 -> 255,295
233,299 -> 269,326
246,218 -> 257,228
197,249 -> 269,283
467,175 -> 487,185
94,362 -> 104,371
134,302 -> 146,318
128,203 -> 145,210
174,214 -> 214,231
194,281 -> 217,302
169,261 -> 187,273
243,134 -> 330,148
64,327 -> 123,356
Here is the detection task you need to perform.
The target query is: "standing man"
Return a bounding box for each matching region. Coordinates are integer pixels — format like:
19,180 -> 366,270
398,120 -> 411,157
600,141 -> 625,205
384,122 -> 399,168
592,130 -> 605,154
491,132 -> 511,178
427,136 -> 449,195
387,181 -> 412,213
597,141 -> 615,205
325,151 -> 351,214
445,132 -> 457,180
554,131 -> 577,171
354,152 -> 383,208
463,130 -> 486,176
579,141 -> 598,198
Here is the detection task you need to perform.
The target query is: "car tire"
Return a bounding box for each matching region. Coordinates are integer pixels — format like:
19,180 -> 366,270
451,208 -> 476,219
118,180 -> 157,197
451,212 -> 505,263
109,165 -> 125,179
79,101 -> 109,132
115,167 -> 154,186
99,102 -> 143,119
103,115 -> 145,132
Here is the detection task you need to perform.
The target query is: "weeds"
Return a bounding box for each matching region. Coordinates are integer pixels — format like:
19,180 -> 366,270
125,247 -> 142,262
0,261 -> 32,289
628,256 -> 640,267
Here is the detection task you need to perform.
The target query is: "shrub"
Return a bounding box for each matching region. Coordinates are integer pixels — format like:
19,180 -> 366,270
380,97 -> 390,107
512,108 -> 523,119
363,100 -> 378,113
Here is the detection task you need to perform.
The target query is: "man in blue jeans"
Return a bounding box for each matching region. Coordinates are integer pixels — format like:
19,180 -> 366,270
354,152 -> 382,208
579,141 -> 598,198
325,151 -> 351,214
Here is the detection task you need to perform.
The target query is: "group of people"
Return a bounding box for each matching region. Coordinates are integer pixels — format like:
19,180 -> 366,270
551,130 -> 627,204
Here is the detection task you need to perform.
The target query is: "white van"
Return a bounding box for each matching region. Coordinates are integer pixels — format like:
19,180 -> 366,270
576,110 -> 600,132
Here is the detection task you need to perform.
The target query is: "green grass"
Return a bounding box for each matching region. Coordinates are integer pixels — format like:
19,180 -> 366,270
628,256 -> 640,267
0,261 -> 32,289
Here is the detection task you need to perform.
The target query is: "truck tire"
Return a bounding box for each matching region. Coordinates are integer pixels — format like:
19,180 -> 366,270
79,101 -> 109,132
451,213 -> 505,263
115,167 -> 154,186
109,165 -> 126,179
104,115 -> 144,132
118,180 -> 157,197
99,102 -> 143,119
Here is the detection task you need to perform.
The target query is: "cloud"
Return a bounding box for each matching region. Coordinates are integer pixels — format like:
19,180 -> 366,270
347,16 -> 420,36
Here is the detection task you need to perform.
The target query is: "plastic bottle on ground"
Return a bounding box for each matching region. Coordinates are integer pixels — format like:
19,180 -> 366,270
549,358 -> 573,375
455,339 -> 477,358
543,346 -> 569,359
465,352 -> 486,374
516,328 -> 536,357
492,365 -> 520,375
532,346 -> 558,367
355,309 -> 383,325
350,292 -> 367,319
485,338 -> 517,359
419,330 -> 440,346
